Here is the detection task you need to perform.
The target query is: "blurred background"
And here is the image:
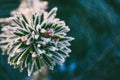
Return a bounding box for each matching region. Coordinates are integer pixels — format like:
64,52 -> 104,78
0,0 -> 120,80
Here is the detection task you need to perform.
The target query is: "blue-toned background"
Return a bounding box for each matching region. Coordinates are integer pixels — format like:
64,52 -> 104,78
1,0 -> 120,80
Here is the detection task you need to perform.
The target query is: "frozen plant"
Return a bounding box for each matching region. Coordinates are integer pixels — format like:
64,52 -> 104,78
0,7 -> 74,76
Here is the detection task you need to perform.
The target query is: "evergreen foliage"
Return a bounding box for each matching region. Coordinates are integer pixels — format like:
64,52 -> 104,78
0,7 -> 74,76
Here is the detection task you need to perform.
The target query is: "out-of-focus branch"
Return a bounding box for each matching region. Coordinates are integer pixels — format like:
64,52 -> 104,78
11,0 -> 48,15
0,17 -> 13,27
0,0 -> 48,28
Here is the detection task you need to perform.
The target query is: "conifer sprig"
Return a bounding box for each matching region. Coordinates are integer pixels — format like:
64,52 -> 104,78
0,7 -> 74,76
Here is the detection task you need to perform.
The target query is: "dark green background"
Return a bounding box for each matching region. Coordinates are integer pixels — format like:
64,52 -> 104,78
1,0 -> 120,80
